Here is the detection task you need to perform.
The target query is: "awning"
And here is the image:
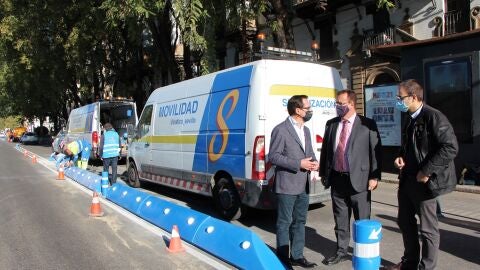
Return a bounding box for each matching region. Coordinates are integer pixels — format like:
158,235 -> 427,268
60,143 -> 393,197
371,28 -> 480,57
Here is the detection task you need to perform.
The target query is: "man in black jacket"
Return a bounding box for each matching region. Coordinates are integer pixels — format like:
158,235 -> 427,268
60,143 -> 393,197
389,80 -> 458,270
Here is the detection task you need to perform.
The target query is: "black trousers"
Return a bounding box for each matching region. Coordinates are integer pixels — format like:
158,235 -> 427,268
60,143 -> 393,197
398,178 -> 439,270
103,157 -> 118,185
330,171 -> 371,255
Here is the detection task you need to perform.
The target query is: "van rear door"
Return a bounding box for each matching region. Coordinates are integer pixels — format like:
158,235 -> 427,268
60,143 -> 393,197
264,60 -> 340,203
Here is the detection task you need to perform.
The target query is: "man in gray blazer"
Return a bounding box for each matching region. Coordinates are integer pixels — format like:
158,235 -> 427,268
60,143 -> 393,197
319,90 -> 382,265
269,95 -> 319,269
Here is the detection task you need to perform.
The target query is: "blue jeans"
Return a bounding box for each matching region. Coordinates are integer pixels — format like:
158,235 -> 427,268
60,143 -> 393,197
276,192 -> 309,260
103,157 -> 118,185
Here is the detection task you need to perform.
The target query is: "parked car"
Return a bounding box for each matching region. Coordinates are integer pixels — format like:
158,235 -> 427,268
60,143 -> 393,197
0,131 -> 5,138
52,130 -> 66,153
21,132 -> 39,145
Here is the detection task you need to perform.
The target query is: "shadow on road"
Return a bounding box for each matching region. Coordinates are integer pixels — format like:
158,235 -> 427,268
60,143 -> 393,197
379,214 -> 480,266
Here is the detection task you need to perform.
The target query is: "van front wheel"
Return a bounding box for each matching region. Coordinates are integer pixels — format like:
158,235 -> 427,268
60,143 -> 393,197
213,178 -> 242,220
127,162 -> 141,188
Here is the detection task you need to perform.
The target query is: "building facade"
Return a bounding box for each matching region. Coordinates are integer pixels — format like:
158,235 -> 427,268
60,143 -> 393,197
222,0 -> 480,173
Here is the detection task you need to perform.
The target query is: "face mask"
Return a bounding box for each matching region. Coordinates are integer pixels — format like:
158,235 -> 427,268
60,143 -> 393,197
302,110 -> 313,122
336,104 -> 349,117
395,100 -> 409,112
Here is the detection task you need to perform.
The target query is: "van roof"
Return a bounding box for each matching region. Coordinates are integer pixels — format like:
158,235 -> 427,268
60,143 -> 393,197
146,59 -> 338,104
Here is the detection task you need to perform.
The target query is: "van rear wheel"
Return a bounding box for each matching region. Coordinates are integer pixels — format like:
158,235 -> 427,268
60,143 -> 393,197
213,178 -> 242,220
127,162 -> 141,188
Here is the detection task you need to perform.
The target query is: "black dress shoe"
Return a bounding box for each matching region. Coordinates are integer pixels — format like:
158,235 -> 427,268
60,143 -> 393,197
276,256 -> 293,270
290,257 -> 317,268
278,258 -> 293,270
322,253 -> 348,265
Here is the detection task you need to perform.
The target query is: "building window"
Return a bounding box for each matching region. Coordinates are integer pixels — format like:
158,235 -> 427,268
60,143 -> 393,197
444,0 -> 470,35
424,56 -> 472,143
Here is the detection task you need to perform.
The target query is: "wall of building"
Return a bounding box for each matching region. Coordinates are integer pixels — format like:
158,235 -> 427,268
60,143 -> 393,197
401,34 -> 480,171
291,18 -> 315,52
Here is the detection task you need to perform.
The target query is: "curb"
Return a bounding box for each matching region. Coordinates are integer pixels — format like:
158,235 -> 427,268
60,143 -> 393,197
382,173 -> 480,194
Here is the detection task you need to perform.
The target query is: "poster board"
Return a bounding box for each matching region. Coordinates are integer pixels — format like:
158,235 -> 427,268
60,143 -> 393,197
365,84 -> 401,146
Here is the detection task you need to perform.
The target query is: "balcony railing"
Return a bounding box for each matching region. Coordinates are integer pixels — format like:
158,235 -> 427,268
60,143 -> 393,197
362,27 -> 395,49
444,9 -> 469,36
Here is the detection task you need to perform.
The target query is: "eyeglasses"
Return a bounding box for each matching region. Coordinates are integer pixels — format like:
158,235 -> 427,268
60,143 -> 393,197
396,95 -> 411,101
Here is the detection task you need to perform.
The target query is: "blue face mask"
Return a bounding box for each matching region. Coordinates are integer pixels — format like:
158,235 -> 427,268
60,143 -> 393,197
395,100 -> 409,112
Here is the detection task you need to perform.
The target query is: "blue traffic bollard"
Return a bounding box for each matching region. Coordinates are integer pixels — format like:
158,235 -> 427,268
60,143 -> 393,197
101,171 -> 109,197
352,219 -> 382,270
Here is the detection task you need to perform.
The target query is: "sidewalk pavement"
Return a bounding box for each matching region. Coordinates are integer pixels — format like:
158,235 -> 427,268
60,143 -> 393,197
382,172 -> 480,194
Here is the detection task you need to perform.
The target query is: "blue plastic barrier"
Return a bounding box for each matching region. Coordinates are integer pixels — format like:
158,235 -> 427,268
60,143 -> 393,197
106,184 -> 149,214
101,171 -> 109,196
192,216 -> 284,270
83,173 -> 98,191
64,167 -> 76,178
44,158 -> 284,269
136,195 -> 210,242
94,175 -> 102,194
352,219 -> 382,270
64,166 -> 100,192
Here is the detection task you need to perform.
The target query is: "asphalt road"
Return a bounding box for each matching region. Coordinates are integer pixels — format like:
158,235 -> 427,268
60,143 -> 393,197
0,141 -> 226,270
9,142 -> 480,270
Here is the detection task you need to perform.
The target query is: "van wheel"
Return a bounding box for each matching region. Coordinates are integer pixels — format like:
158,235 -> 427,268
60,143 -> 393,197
213,178 -> 242,220
127,162 -> 141,188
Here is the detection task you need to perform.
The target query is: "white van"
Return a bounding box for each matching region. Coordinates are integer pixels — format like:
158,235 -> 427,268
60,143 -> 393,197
65,99 -> 138,159
127,59 -> 342,219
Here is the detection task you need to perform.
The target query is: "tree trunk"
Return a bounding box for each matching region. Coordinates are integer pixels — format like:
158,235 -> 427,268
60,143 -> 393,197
183,44 -> 193,79
269,0 -> 295,49
147,0 -> 180,84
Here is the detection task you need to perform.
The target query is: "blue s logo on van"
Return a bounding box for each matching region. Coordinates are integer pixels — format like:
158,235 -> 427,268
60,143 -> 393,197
192,65 -> 253,178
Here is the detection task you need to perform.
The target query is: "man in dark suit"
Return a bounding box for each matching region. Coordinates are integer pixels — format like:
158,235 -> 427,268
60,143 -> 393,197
269,95 -> 319,269
388,80 -> 458,270
319,89 -> 382,265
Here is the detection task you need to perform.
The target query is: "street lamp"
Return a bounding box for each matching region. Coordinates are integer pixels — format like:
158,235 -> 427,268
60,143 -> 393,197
257,32 -> 266,55
311,40 -> 319,61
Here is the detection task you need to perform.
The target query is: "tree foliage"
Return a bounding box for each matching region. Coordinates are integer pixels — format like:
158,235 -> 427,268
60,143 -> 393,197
0,0 -> 304,127
377,0 -> 396,10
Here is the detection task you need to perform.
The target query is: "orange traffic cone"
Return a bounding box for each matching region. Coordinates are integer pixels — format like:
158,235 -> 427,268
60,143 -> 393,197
89,192 -> 104,217
167,225 -> 185,253
57,166 -> 65,180
32,155 -> 37,164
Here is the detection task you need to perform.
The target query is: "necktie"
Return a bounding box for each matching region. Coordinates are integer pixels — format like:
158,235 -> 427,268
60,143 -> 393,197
336,120 -> 349,172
